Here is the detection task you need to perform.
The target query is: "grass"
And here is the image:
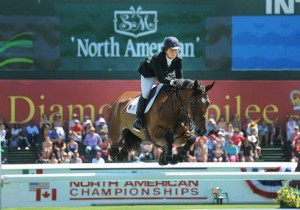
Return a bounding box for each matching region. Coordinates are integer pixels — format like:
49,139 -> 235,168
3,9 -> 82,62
2,204 -> 279,210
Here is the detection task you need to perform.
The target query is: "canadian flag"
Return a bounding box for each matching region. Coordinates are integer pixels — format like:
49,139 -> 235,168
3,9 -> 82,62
36,188 -> 57,201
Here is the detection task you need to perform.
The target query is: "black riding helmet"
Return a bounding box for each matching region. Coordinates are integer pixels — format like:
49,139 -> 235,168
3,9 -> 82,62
162,36 -> 180,51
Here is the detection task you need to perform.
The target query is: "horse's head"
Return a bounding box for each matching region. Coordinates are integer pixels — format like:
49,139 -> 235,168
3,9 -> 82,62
183,80 -> 215,136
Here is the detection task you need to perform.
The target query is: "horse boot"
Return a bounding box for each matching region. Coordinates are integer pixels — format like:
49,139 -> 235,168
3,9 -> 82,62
133,96 -> 147,132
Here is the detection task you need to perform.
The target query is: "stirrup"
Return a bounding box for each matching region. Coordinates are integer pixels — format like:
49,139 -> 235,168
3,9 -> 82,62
133,118 -> 143,132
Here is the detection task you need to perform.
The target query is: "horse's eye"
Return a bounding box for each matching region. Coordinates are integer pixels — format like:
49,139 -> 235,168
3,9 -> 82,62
201,97 -> 206,104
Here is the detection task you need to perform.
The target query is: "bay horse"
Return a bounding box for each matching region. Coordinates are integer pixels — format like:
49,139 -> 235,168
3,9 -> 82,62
107,79 -> 215,165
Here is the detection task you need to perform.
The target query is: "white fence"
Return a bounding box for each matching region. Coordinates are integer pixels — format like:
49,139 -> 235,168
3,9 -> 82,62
1,162 -> 299,208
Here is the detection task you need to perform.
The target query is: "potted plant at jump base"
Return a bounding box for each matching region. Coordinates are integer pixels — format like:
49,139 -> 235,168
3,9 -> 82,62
275,181 -> 300,208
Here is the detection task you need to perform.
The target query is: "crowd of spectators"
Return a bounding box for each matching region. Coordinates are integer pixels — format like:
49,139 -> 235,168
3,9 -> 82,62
1,113 -> 300,164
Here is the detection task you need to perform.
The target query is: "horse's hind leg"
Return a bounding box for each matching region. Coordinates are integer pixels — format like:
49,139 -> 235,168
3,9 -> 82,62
108,144 -> 120,160
117,129 -> 142,161
177,135 -> 196,162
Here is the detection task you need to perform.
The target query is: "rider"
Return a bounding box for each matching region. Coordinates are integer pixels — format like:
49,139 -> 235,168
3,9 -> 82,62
133,36 -> 184,132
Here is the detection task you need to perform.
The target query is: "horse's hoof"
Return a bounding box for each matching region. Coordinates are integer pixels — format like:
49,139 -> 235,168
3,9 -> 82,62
117,150 -> 128,161
109,145 -> 119,156
158,155 -> 168,166
170,154 -> 179,165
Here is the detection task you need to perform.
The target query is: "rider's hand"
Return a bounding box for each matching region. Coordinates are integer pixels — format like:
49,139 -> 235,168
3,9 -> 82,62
170,79 -> 184,87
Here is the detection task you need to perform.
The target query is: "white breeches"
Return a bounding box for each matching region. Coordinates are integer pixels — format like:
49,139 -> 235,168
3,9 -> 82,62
141,76 -> 156,99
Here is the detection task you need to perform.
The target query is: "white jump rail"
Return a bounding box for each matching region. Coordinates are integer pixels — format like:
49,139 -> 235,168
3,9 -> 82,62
2,161 -> 298,170
1,171 -> 299,184
1,162 -> 299,184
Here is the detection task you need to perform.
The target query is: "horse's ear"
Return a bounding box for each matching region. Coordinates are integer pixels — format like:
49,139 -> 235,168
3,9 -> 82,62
205,81 -> 215,92
193,80 -> 199,89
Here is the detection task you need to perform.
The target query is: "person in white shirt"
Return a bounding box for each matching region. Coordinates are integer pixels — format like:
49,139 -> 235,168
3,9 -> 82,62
92,152 -> 105,164
26,120 -> 40,146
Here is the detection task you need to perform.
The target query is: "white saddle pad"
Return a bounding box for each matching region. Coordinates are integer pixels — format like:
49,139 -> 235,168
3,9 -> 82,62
127,83 -> 163,115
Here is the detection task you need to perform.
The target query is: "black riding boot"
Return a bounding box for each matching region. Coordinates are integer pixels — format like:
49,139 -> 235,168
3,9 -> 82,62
133,96 -> 147,132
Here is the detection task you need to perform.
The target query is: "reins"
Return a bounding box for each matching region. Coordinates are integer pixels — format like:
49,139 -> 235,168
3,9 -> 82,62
175,87 -> 196,131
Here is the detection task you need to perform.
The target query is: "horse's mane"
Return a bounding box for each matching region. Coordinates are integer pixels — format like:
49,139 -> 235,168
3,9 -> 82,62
179,79 -> 205,94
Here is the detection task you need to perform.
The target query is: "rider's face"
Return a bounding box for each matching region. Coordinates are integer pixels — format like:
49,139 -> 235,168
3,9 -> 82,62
166,48 -> 178,59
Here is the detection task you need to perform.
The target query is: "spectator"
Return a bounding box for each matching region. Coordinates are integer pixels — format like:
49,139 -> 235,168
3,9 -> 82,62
0,117 -> 11,142
186,143 -> 197,162
0,123 -> 7,147
138,141 -> 154,162
92,152 -> 105,164
48,127 -> 60,143
153,146 -> 163,161
231,130 -> 244,149
290,126 -> 300,146
225,139 -> 239,162
212,141 -> 225,162
100,135 -> 111,161
69,113 -> 80,130
240,137 -> 254,162
83,126 -> 101,156
39,113 -> 53,130
217,131 -> 226,148
224,123 -> 234,141
69,152 -> 83,164
48,153 -> 59,164
230,113 -> 242,132
246,121 -> 258,137
286,115 -> 297,142
291,130 -> 300,162
208,124 -> 219,137
258,121 -> 270,146
16,126 -> 31,150
241,116 -> 251,136
25,120 -> 39,147
206,134 -> 217,161
217,115 -> 227,132
82,116 -> 93,139
270,120 -> 283,146
194,136 -> 208,162
10,124 -> 23,148
42,136 -> 53,160
205,118 -> 216,136
69,119 -> 83,142
53,112 -> 64,128
248,134 -> 261,159
95,114 -> 108,139
53,135 -> 66,161
60,152 -> 70,163
36,153 -> 48,164
66,136 -> 79,158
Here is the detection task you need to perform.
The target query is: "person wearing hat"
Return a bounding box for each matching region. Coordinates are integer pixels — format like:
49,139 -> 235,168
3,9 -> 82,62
133,36 -> 184,132
69,119 -> 83,142
83,126 -> 101,156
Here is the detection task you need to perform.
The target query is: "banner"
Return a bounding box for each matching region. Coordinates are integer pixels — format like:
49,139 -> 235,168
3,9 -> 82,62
0,80 -> 299,128
1,0 -> 300,72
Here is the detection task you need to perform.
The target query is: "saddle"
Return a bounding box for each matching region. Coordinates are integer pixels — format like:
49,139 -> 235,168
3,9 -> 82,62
127,83 -> 163,114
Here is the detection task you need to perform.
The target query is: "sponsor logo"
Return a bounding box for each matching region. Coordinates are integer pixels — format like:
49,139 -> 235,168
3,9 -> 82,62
114,6 -> 158,38
290,90 -> 300,111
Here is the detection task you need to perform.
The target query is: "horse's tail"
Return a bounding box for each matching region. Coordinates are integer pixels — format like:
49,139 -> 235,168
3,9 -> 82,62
121,129 -> 142,152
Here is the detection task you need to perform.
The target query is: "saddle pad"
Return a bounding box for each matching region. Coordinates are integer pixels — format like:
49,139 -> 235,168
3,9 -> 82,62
126,83 -> 163,115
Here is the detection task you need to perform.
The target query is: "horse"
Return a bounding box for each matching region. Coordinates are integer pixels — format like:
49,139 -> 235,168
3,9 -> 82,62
107,79 -> 215,165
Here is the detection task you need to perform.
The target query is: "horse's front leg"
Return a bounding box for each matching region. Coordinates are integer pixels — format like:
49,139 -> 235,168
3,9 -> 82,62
158,132 -> 178,165
177,135 -> 196,162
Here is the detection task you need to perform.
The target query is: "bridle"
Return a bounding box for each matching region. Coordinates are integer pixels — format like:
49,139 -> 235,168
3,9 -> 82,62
175,86 -> 207,132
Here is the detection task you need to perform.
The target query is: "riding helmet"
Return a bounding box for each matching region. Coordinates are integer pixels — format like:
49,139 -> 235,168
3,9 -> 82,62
163,36 -> 180,49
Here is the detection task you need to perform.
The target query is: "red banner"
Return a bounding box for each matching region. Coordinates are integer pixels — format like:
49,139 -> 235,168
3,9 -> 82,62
0,80 -> 299,128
